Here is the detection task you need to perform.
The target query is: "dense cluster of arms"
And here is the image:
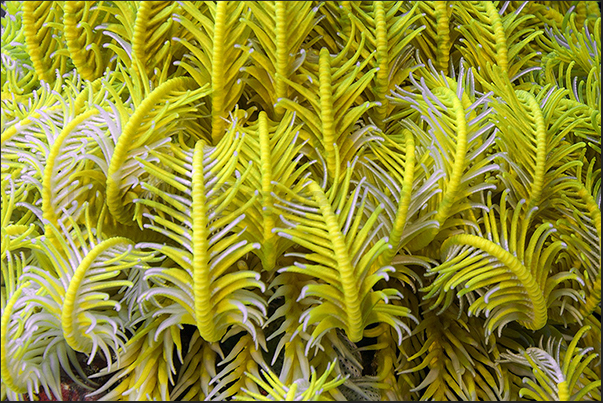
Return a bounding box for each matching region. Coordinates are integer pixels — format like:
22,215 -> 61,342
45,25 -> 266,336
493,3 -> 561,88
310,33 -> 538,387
0,1 -> 601,401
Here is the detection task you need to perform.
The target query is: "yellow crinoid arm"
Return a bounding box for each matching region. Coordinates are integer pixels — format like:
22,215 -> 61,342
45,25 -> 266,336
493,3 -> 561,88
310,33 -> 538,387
132,1 -> 189,81
91,1 -> 138,67
414,1 -> 455,76
21,1 -> 69,83
400,308 -> 507,401
421,190 -> 586,336
480,65 -> 587,218
233,358 -> 346,401
344,1 -> 424,127
105,76 -> 210,226
276,30 -> 380,185
0,1 -> 40,98
87,316 -> 190,401
207,330 -> 268,401
134,125 -> 266,343
240,1 -> 320,118
358,129 -> 442,268
174,1 -> 251,144
499,325 -> 601,401
273,171 -> 417,346
262,271 -> 317,386
63,1 -> 118,81
545,152 -> 601,320
453,1 -> 543,82
234,111 -> 311,271
391,63 -> 500,251
1,208 -> 160,401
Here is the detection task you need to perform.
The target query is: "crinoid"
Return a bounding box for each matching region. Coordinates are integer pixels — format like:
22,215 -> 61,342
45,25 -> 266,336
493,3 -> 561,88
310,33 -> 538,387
1,1 -> 600,401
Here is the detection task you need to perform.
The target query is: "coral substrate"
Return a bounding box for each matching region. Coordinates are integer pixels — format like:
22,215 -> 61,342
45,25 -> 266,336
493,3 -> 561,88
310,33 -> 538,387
1,1 -> 601,401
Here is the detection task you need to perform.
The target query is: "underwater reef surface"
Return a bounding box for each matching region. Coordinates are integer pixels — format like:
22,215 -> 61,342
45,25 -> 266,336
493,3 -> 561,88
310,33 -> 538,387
0,1 -> 601,401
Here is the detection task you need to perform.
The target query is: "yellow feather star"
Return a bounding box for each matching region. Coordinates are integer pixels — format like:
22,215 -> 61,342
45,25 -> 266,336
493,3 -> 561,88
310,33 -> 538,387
0,1 -> 600,401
